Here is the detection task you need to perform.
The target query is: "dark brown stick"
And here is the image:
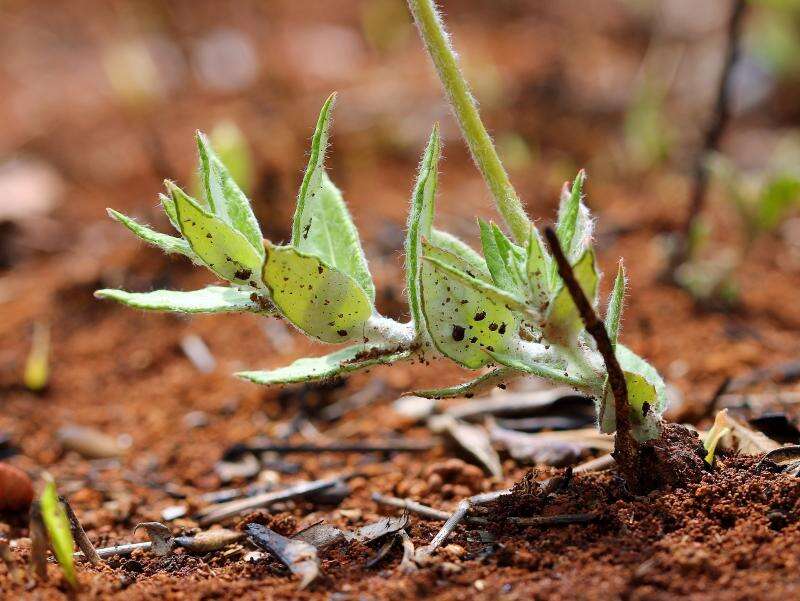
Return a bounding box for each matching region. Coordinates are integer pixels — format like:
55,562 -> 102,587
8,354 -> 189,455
543,227 -> 638,489
28,503 -> 48,580
672,0 -> 747,268
240,438 -> 436,455
59,495 -> 101,565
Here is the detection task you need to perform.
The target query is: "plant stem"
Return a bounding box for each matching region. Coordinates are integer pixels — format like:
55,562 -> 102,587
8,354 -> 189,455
670,0 -> 746,273
407,0 -> 531,244
543,227 -> 639,490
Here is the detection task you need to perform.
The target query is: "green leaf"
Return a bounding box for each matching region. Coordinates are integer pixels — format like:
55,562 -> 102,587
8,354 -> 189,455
555,170 -> 585,256
237,344 -> 411,385
599,344 -> 666,442
262,243 -> 371,343
295,173 -> 375,303
526,225 -> 552,310
422,248 -> 530,316
95,286 -> 271,314
486,350 -> 588,389
479,219 -> 517,292
197,131 -> 264,254
406,125 -> 442,335
419,249 -> 521,370
291,92 -> 337,245
550,171 -> 593,285
545,250 -> 599,344
40,479 -> 78,590
422,240 -> 490,282
159,192 -> 181,233
170,183 -> 263,286
430,228 -> 488,275
411,367 -> 517,399
108,208 -> 194,258
606,261 -> 626,349
756,174 -> 800,231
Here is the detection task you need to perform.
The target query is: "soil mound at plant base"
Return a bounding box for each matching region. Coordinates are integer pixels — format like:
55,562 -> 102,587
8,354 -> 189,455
638,422 -> 708,491
480,455 -> 800,600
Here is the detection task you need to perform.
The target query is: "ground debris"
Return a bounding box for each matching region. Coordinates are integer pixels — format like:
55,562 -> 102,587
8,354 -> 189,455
429,415 -> 502,478
488,421 -> 614,466
57,425 -> 128,459
245,523 -> 320,589
196,476 -> 346,526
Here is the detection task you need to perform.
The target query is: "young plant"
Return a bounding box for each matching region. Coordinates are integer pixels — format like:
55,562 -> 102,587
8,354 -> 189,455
675,149 -> 800,305
96,0 -> 669,483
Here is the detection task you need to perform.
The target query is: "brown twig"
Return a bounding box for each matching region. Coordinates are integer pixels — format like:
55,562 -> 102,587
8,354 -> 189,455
28,503 -> 48,580
238,438 -> 436,456
196,475 -> 347,526
508,513 -> 596,526
59,495 -> 101,565
671,0 -> 747,270
371,493 -> 488,524
543,227 -> 638,489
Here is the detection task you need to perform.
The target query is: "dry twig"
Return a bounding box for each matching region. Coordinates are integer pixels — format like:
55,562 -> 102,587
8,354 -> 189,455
544,227 -> 638,488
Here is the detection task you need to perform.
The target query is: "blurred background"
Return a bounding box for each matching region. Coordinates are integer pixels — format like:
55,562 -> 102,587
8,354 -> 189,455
3,0 -> 800,460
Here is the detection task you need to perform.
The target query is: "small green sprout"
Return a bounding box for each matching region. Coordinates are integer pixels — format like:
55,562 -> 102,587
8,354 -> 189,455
676,148 -> 800,305
96,0 -> 671,483
23,322 -> 50,392
703,409 -> 732,464
39,477 -> 78,590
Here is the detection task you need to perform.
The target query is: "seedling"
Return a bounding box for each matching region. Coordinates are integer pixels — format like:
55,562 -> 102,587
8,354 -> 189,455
39,477 -> 78,590
23,321 -> 50,392
95,0 -> 669,483
675,149 -> 800,305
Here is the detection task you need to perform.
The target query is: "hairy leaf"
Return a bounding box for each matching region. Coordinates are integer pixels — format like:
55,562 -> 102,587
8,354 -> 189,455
606,262 -> 626,349
420,249 -> 520,370
599,344 -> 666,441
430,228 -> 487,275
486,350 -> 588,389
159,192 -> 181,233
526,225 -> 552,310
406,125 -> 441,335
262,243 -> 371,343
411,367 -> 517,399
95,286 -> 270,314
196,131 -> 263,254
237,344 -> 411,385
422,241 -> 490,283
554,170 -> 593,263
170,183 -> 263,286
295,173 -> 375,303
422,250 -> 530,316
40,480 -> 77,589
479,219 -> 518,293
108,208 -> 194,258
545,250 -> 599,344
292,93 -> 336,244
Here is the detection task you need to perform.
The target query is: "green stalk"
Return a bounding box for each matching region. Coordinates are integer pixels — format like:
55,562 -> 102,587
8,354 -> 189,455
407,0 -> 531,244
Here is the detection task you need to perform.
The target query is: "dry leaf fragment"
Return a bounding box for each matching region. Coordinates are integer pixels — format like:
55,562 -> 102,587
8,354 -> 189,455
291,522 -> 347,550
245,523 -> 320,589
429,415 -> 502,478
488,422 -> 613,466
712,409 -> 780,456
134,522 -> 174,556
352,512 -> 410,543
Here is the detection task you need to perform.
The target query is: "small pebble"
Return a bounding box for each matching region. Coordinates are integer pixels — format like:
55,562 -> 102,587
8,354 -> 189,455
0,463 -> 34,511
